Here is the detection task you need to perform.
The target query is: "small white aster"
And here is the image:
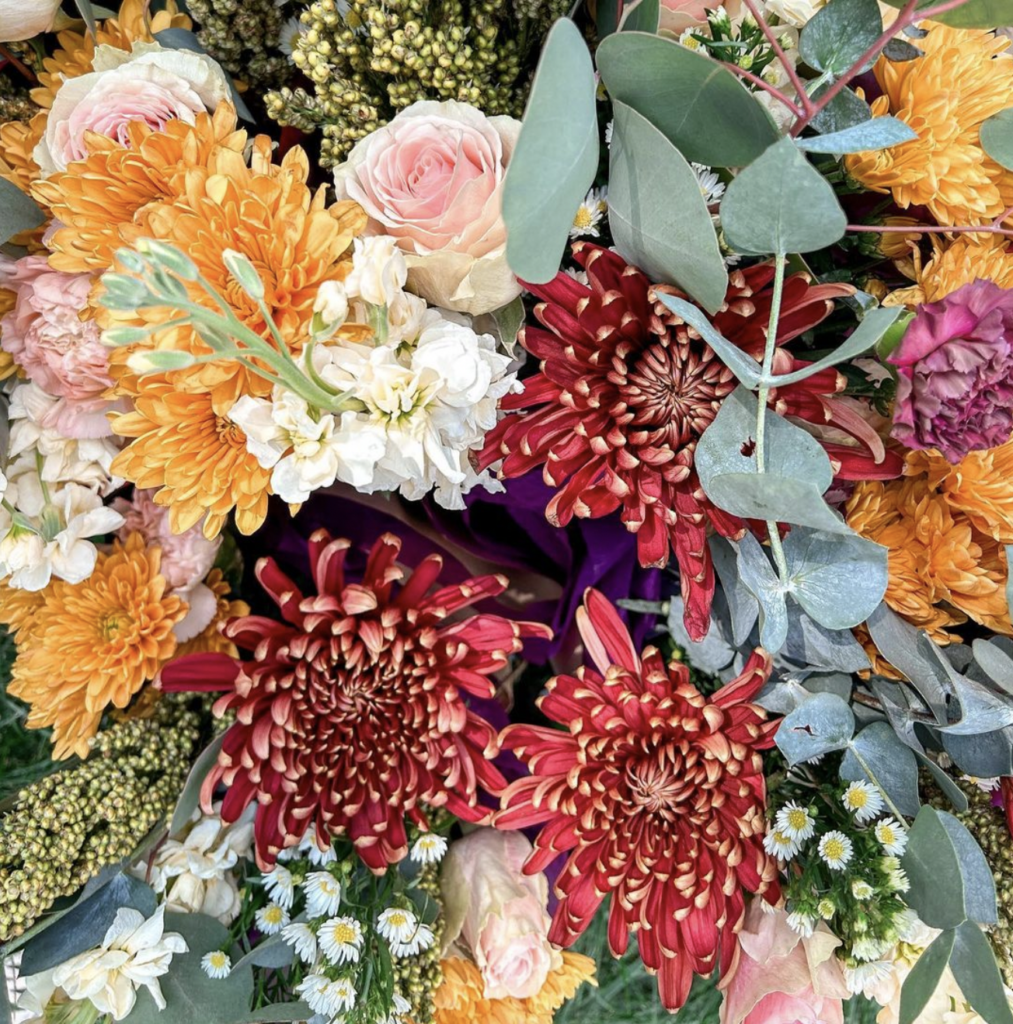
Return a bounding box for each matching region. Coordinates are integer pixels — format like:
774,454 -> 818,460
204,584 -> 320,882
261,864 -> 296,909
762,828 -> 800,860
201,950 -> 232,979
410,833 -> 449,865
280,921 -> 317,963
304,870 -> 343,918
377,907 -> 420,944
818,830 -> 854,870
844,960 -> 895,997
331,977 -> 357,1013
604,120 -> 614,147
319,915 -> 364,965
961,774 -> 1001,793
570,187 -> 608,239
842,781 -> 885,823
296,973 -> 350,1018
691,162 -> 726,204
817,898 -> 835,920
785,911 -> 816,937
775,801 -> 816,842
851,879 -> 874,900
255,902 -> 290,935
279,15 -> 304,58
874,818 -> 908,856
390,923 -> 436,958
392,993 -> 411,1015
852,936 -> 890,962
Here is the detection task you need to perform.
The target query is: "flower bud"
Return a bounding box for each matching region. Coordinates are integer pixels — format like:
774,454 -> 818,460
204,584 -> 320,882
222,248 -> 266,301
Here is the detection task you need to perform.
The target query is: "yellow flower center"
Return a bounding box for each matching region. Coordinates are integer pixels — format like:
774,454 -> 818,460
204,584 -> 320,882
263,905 -> 285,925
773,831 -> 791,847
333,922 -> 358,944
847,789 -> 869,809
387,911 -> 408,927
824,838 -> 846,860
573,207 -> 595,229
786,808 -> 808,830
878,825 -> 896,844
208,951 -> 228,968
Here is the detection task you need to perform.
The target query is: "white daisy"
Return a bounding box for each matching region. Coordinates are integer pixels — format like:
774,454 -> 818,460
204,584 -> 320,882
785,911 -> 816,937
410,833 -> 449,865
844,960 -> 895,997
319,916 -> 364,965
691,162 -> 726,204
390,923 -> 436,958
818,830 -> 854,870
775,801 -> 815,843
304,871 -> 343,918
961,774 -> 1000,793
841,781 -> 885,823
261,865 -> 296,909
280,921 -> 317,963
874,818 -> 908,856
201,950 -> 232,979
570,187 -> 608,239
851,880 -> 874,900
255,902 -> 290,935
762,828 -> 800,860
377,907 -> 420,944
332,977 -> 357,1012
296,973 -> 350,1018
279,16 -> 305,59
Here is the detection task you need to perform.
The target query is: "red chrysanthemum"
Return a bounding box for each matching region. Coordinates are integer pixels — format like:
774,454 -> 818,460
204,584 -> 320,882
479,243 -> 900,640
496,589 -> 779,1012
159,530 -> 551,871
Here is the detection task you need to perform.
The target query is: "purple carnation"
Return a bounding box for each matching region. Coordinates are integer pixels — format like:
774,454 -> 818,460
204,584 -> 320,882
890,279 -> 1013,463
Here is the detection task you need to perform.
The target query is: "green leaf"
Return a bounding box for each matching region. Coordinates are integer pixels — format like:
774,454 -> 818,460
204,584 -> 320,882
231,934 -> 295,971
170,733 -> 225,837
903,807 -> 997,930
238,1005 -> 312,1024
775,691 -> 856,765
608,103 -> 727,314
473,295 -> 526,357
122,914 -> 254,1024
883,38 -> 924,61
1007,544 -> 1013,627
799,0 -> 883,76
596,0 -> 622,37
914,751 -> 968,813
74,0 -> 98,38
879,0 -> 1013,27
153,29 -> 254,122
0,179 -> 45,246
735,532 -> 789,651
595,32 -> 779,167
502,19 -> 598,284
782,528 -> 888,630
795,116 -> 917,154
981,108 -> 1013,174
971,637 -> 1013,696
950,921 -> 1013,1024
710,535 -> 759,646
620,0 -> 660,32
841,721 -> 920,816
899,928 -> 955,1024
811,84 -> 872,135
720,138 -> 847,256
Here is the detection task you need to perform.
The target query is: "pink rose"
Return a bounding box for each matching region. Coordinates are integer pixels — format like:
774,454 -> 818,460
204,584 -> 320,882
659,0 -> 742,33
719,903 -> 850,1024
34,43 -> 232,175
0,255 -> 116,430
333,100 -> 522,316
440,829 -> 561,1000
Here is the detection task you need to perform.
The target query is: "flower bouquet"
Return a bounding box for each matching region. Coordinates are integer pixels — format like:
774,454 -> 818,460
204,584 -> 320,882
2,0 -> 1013,1023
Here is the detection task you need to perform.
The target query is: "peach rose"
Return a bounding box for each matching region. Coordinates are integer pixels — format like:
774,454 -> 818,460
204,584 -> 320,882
333,100 -> 522,316
660,0 -> 742,34
440,828 -> 561,1000
35,42 -> 231,175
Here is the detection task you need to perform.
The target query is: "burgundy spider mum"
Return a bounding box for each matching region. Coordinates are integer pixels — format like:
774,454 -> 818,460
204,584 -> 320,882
478,243 -> 897,640
159,530 -> 552,871
496,589 -> 779,1011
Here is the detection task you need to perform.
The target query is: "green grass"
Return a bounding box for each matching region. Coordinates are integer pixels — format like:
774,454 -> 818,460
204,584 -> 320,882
0,628 -> 53,800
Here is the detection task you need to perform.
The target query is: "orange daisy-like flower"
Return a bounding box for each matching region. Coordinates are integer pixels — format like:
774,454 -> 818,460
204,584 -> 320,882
845,23 -> 1013,226
33,106 -> 247,274
0,114 -> 45,195
885,235 -> 1013,308
847,445 -> 1013,641
111,379 -> 273,538
3,533 -> 186,759
433,954 -> 596,1024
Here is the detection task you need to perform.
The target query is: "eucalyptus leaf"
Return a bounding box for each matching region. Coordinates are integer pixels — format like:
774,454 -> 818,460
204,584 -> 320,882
231,934 -> 295,972
780,606 -> 871,673
915,752 -> 968,812
735,532 -> 789,652
879,0 -> 1013,28
596,0 -> 622,37
502,19 -> 598,283
840,721 -> 920,816
981,109 -> 1013,173
898,928 -> 955,1024
775,691 -> 856,765
871,677 -> 927,754
74,0 -> 98,38
811,85 -> 872,134
620,0 -> 660,32
799,0 -> 883,75
595,32 -> 779,167
153,29 -> 254,121
949,921 -> 1013,1024
883,38 -> 924,60
720,138 -> 847,255
943,728 -> 1013,780
667,594 -> 736,674
0,179 -> 45,247
971,637 -> 1013,696
781,528 -> 888,631
795,116 -> 917,154
710,535 -> 759,647
608,103 -> 727,313
170,733 -> 225,837
1007,544 -> 1013,627
238,1005 -> 312,1024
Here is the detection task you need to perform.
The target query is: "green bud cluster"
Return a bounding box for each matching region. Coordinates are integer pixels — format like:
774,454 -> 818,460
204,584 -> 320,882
0,698 -> 202,942
393,859 -> 444,1024
265,0 -> 567,166
186,0 -> 294,90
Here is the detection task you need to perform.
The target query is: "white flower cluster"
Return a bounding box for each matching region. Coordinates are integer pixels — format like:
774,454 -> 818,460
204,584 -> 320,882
229,237 -> 519,511
0,381 -> 124,590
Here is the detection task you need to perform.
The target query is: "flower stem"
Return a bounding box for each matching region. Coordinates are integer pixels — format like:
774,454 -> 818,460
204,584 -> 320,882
722,61 -> 805,115
740,0 -> 816,116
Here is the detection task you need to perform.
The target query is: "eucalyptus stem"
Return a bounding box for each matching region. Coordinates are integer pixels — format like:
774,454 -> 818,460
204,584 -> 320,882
848,744 -> 909,826
755,253 -> 790,582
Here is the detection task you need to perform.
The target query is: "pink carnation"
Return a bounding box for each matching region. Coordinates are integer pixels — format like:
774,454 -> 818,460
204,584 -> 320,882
0,255 -> 112,403
719,902 -> 849,1024
889,280 -> 1013,463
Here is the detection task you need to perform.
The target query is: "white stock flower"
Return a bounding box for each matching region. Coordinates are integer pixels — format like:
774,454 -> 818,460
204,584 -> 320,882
761,0 -> 828,26
346,236 -> 410,307
314,280 -> 349,326
51,905 -> 187,1020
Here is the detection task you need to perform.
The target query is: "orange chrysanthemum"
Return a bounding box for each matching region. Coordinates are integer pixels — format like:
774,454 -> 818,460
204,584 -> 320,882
3,533 -> 186,759
885,235 -> 1013,307
847,445 -> 1013,641
0,288 -> 21,382
111,380 -> 273,539
33,106 -> 247,274
845,23 -> 1013,226
0,114 -> 45,194
174,569 -> 249,659
433,954 -> 596,1024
